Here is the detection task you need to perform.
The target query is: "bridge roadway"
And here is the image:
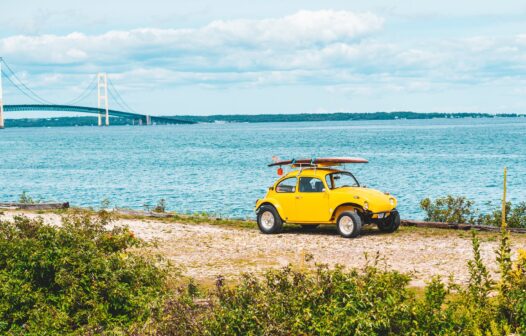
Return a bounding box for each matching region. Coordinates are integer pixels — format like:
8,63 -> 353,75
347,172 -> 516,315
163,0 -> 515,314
3,104 -> 195,125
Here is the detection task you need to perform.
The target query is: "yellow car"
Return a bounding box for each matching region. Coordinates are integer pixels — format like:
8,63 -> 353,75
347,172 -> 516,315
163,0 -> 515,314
255,157 -> 400,238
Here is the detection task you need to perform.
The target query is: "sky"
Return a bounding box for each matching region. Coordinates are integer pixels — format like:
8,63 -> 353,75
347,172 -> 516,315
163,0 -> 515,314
1,0 -> 526,117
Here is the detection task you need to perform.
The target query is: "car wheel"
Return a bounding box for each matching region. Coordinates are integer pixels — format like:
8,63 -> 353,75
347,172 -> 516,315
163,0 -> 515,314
300,224 -> 319,231
336,211 -> 362,238
257,205 -> 283,234
378,211 -> 400,233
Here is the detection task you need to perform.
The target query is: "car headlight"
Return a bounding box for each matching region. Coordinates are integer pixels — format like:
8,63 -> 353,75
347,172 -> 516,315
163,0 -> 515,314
363,201 -> 369,210
389,198 -> 395,206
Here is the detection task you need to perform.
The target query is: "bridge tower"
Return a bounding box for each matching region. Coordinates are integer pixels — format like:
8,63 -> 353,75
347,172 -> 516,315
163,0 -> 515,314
0,62 -> 4,129
97,73 -> 109,126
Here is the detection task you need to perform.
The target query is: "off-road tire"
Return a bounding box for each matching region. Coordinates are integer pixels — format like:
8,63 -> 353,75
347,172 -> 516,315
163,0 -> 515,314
257,205 -> 283,234
378,210 -> 400,233
336,211 -> 362,238
300,224 -> 319,231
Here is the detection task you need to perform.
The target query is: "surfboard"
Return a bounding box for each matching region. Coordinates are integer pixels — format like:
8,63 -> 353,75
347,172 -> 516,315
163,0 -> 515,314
268,157 -> 368,167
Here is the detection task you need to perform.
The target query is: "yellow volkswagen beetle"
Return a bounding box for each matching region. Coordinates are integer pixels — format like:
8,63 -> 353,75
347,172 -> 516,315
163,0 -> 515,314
254,157 -> 400,238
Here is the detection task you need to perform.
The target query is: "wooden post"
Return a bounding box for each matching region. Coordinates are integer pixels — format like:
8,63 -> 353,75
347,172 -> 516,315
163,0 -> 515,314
502,167 -> 507,229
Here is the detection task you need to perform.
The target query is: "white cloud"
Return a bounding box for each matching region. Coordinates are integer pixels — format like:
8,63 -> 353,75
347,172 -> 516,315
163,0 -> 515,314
0,10 -> 383,65
516,34 -> 526,44
1,9 -> 526,108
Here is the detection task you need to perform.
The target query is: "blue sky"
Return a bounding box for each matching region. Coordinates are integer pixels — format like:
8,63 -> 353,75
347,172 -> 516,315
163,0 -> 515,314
1,0 -> 526,116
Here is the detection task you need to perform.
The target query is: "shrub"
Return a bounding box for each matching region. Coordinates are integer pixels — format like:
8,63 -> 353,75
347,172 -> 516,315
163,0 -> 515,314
18,191 -> 38,204
0,211 -> 168,335
1,209 -> 525,335
154,199 -> 167,213
156,229 -> 525,335
509,249 -> 526,330
477,201 -> 526,228
421,196 -> 526,228
204,263 -> 414,335
420,195 -> 478,223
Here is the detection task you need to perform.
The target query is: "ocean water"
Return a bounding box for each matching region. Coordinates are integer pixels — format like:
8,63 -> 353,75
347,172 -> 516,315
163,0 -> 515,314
1,117 -> 525,219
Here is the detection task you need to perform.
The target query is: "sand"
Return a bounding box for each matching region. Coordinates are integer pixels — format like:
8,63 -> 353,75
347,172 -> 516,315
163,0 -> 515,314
2,210 -> 525,287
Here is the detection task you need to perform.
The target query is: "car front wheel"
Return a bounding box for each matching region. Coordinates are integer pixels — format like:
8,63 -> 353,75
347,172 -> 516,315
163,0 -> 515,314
336,211 -> 362,238
377,210 -> 400,233
257,205 -> 283,234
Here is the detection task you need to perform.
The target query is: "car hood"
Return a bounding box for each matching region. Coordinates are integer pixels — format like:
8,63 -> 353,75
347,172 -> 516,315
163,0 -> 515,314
331,187 -> 395,211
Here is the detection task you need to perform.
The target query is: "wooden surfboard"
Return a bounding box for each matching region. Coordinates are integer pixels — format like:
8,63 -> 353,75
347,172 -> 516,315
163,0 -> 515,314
268,157 -> 368,167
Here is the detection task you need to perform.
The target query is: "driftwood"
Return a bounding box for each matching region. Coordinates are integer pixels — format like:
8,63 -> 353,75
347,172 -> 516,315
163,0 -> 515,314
401,219 -> 526,234
113,208 -> 253,222
113,207 -> 174,218
0,202 -> 69,210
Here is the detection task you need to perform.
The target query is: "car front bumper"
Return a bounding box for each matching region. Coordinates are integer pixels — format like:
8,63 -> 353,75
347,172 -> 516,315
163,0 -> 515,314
362,209 -> 398,224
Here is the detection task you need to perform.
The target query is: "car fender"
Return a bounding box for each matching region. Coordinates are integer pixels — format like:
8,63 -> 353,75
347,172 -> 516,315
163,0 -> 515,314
255,199 -> 286,221
331,203 -> 364,221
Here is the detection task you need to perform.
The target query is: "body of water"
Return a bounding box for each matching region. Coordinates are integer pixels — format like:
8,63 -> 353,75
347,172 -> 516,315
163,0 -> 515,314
1,117 -> 525,219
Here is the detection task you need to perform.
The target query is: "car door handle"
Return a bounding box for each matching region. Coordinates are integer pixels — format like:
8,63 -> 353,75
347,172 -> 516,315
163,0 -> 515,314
295,196 -> 302,199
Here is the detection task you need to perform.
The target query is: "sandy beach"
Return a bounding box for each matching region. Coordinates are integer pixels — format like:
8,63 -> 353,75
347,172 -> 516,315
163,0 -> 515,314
2,210 -> 524,287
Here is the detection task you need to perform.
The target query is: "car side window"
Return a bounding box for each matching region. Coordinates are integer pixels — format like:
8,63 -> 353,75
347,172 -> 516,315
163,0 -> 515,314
299,177 -> 325,193
276,177 -> 297,193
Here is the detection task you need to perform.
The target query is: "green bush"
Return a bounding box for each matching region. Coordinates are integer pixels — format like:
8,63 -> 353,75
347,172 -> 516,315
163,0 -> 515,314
156,248 -> 518,335
421,196 -> 526,228
0,211 -> 168,335
477,201 -> 526,228
1,211 -> 525,335
18,191 -> 38,204
155,230 -> 525,335
205,263 -> 414,335
420,195 -> 478,223
154,199 -> 167,213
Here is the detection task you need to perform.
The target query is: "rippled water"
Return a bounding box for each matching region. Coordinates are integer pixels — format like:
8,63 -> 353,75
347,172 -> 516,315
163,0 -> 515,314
1,117 -> 525,219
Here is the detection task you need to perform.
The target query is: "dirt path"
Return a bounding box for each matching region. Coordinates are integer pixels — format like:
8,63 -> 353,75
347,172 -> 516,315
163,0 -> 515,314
2,211 -> 525,287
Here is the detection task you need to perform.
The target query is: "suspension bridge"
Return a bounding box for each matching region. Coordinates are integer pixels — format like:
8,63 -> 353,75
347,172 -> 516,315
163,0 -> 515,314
0,58 -> 195,128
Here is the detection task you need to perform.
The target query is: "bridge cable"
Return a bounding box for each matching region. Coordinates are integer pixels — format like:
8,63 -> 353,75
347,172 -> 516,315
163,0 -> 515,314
0,58 -> 56,105
0,70 -> 53,105
0,69 -> 50,104
65,75 -> 98,105
107,79 -> 136,113
107,78 -> 138,113
106,90 -> 129,112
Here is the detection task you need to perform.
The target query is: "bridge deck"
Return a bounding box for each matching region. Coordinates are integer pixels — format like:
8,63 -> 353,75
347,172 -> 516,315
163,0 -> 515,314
3,104 -> 195,125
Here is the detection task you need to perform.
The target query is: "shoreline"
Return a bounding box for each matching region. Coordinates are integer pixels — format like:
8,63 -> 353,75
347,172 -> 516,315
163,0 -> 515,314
3,113 -> 525,128
2,206 -> 526,287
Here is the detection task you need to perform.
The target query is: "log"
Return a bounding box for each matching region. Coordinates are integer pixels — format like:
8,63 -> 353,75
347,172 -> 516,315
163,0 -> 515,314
0,202 -> 69,210
113,208 -> 174,218
401,219 -> 526,233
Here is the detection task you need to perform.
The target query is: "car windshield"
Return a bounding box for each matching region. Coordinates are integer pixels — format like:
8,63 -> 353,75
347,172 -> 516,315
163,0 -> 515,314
326,172 -> 360,189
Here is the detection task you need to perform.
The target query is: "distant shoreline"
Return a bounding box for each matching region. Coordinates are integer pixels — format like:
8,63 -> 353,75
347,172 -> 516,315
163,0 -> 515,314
3,111 -> 524,128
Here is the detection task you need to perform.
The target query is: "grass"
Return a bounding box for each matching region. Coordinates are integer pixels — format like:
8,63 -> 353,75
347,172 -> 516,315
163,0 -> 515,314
8,207 -> 526,243
1,209 -> 525,334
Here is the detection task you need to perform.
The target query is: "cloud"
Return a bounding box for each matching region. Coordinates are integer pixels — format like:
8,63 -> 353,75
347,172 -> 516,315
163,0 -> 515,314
0,10 -> 383,65
1,9 -> 526,106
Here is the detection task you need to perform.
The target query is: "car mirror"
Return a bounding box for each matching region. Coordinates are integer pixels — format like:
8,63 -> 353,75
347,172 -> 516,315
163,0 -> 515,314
269,187 -> 274,191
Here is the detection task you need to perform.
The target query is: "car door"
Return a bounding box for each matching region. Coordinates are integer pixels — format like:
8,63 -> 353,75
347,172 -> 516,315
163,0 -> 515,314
272,177 -> 298,221
293,176 -> 330,223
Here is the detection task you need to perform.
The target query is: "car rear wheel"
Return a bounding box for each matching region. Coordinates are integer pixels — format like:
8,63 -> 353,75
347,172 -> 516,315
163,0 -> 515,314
300,224 -> 319,231
378,211 -> 400,233
257,205 -> 283,234
336,212 -> 362,238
